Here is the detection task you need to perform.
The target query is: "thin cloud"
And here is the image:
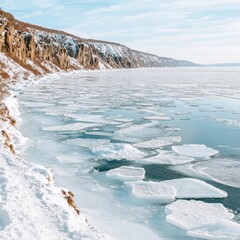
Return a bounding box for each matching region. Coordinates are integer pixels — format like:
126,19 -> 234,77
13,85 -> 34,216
1,0 -> 240,64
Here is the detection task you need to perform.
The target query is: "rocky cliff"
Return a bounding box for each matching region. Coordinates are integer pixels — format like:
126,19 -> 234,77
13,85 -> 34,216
0,10 -> 196,79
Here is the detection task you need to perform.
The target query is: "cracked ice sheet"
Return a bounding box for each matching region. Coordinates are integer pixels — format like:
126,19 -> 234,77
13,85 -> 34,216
162,178 -> 227,198
20,101 -> 56,108
144,116 -> 173,121
187,219 -> 240,240
165,200 -> 234,231
170,158 -> 240,188
113,122 -> 163,143
64,114 -> 118,125
133,136 -> 181,149
192,158 -> 240,188
140,150 -> 194,165
65,138 -> 110,149
92,143 -> 146,160
208,117 -> 240,128
43,122 -> 104,132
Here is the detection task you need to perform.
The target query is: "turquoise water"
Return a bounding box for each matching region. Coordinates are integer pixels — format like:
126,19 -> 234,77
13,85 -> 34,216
18,68 -> 240,240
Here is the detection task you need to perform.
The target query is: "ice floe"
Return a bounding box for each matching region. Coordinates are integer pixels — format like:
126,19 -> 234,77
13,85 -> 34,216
172,144 -> 219,158
163,178 -> 227,198
175,111 -> 191,115
85,131 -> 113,137
165,200 -> 234,230
144,115 -> 172,121
43,122 -> 103,132
171,158 -> 240,188
20,101 -> 55,108
187,219 -> 240,240
66,138 -> 109,148
141,150 -> 194,165
192,158 -> 240,188
133,136 -> 181,149
106,166 -> 145,181
64,114 -> 118,125
114,122 -> 158,136
92,143 -> 146,160
208,117 -> 240,128
125,181 -> 177,203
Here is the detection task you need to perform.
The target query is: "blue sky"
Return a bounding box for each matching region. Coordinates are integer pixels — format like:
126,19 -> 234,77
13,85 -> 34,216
1,0 -> 240,64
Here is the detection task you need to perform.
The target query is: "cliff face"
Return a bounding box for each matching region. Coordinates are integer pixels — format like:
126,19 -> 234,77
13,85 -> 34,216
0,10 -> 196,79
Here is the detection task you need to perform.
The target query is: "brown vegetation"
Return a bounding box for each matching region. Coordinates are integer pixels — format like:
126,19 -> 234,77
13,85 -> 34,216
0,71 -> 10,79
2,129 -> 10,142
61,189 -> 80,215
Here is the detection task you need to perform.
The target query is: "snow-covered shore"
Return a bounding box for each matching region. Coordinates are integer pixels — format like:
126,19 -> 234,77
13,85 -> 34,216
0,76 -> 112,240
2,67 -> 240,240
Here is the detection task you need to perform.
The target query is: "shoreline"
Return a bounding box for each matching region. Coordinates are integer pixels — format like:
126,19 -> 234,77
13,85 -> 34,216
2,66 -> 240,239
0,72 -> 113,240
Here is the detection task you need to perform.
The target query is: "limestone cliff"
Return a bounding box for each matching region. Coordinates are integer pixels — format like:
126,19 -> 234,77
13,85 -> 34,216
0,10 -> 196,79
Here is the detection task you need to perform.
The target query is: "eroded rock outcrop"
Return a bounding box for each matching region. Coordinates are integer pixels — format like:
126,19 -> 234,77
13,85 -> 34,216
0,10 -> 196,79
0,10 -> 102,75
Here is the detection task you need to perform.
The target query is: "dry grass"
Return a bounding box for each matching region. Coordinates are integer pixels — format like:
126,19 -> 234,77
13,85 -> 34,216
61,189 -> 80,215
0,71 -> 10,79
4,52 -> 42,76
2,130 -> 10,142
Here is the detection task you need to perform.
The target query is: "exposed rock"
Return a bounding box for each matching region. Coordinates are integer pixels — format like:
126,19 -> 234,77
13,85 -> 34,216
0,9 -> 197,78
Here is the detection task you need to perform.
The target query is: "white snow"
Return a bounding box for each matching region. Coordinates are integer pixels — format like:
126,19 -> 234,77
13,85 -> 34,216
106,166 -> 145,181
187,219 -> 240,240
163,178 -> 227,198
0,146 -> 112,240
3,93 -> 21,122
0,93 -> 112,240
0,52 -> 36,80
2,67 -> 145,239
125,181 -> 177,203
172,144 -> 219,158
165,200 -> 234,231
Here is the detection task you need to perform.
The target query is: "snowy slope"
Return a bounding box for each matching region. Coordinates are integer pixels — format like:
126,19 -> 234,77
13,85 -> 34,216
0,88 -> 113,240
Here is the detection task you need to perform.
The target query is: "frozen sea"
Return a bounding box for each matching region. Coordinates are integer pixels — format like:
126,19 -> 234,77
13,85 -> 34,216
18,68 -> 240,240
